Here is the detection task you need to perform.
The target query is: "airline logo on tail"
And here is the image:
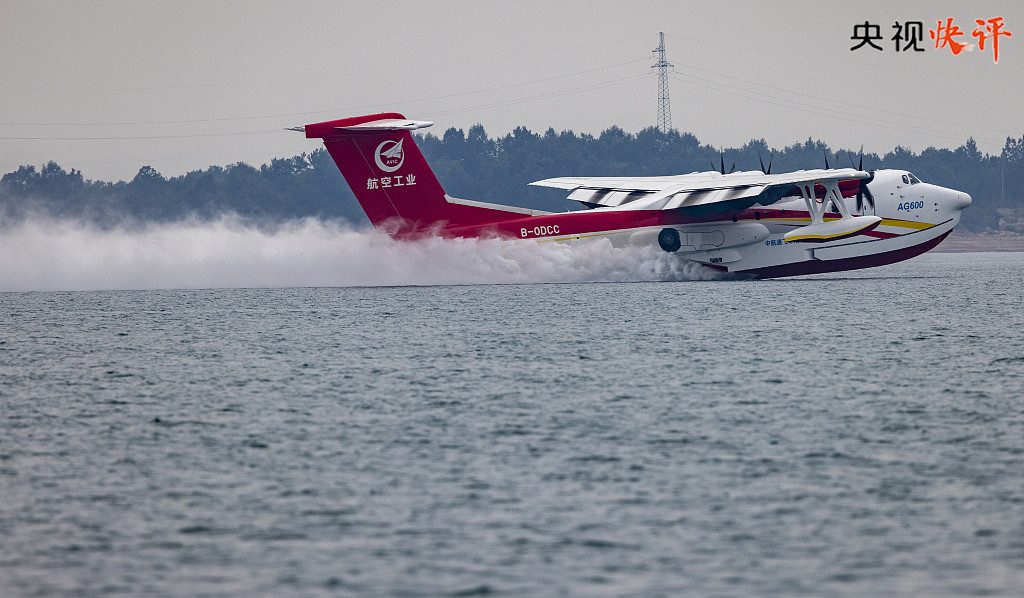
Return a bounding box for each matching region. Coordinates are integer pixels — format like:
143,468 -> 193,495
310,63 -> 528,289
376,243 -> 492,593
374,139 -> 405,172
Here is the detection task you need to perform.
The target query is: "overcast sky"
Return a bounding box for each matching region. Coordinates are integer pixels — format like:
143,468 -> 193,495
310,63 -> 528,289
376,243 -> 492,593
2,0 -> 1022,182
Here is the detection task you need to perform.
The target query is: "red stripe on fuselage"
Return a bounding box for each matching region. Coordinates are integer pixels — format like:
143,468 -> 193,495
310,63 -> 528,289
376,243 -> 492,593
441,209 -> 674,240
437,205 -> 871,241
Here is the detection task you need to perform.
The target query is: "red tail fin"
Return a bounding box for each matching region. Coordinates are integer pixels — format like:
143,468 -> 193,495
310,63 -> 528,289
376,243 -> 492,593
305,113 -> 538,235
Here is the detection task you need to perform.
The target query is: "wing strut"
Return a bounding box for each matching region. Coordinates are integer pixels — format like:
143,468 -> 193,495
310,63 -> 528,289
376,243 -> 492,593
797,179 -> 851,225
785,179 -> 881,243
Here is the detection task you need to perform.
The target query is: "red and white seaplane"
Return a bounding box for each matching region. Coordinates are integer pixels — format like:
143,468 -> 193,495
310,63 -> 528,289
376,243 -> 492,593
298,113 -> 972,278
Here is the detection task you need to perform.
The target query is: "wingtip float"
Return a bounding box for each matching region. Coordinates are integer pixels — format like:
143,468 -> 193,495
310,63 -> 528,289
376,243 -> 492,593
299,113 -> 971,279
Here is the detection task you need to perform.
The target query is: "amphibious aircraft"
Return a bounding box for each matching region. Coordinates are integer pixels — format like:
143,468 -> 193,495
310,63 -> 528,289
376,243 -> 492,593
298,112 -> 972,277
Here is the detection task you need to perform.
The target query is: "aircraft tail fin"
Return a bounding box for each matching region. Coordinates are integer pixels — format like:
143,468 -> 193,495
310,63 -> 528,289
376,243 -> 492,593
303,113 -> 540,235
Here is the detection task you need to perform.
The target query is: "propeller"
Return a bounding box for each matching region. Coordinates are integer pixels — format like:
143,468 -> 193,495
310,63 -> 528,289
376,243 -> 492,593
758,150 -> 773,175
711,150 -> 736,175
850,145 -> 875,212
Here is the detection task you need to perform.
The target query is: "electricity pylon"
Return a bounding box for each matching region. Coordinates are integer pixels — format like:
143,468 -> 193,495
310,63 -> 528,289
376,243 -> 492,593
652,32 -> 673,134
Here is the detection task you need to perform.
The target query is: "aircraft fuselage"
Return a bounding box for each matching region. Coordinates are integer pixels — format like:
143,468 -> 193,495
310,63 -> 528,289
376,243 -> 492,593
302,113 -> 971,278
442,169 -> 970,278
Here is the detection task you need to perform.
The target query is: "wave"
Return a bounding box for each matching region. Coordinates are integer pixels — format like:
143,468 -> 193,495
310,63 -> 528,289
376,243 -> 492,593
0,217 -> 727,292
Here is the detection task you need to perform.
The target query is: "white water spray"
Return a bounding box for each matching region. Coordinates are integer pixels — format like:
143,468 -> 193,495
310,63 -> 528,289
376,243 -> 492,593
0,218 -> 727,292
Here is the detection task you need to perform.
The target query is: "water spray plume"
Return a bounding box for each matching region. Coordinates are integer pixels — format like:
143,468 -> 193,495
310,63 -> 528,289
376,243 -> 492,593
0,218 -> 727,292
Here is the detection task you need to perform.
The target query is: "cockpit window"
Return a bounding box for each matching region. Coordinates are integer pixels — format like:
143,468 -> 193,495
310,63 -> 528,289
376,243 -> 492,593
907,173 -> 921,184
902,174 -> 909,184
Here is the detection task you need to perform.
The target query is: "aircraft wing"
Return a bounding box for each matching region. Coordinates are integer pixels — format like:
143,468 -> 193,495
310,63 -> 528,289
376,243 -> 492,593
531,168 -> 869,211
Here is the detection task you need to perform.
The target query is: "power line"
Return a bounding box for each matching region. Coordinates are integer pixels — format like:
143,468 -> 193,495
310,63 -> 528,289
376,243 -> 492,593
0,34 -> 654,95
419,75 -> 651,118
662,32 -> 1024,84
0,74 -> 651,141
0,129 -> 280,141
0,76 -> 654,172
671,61 -> 1018,138
667,72 -> 1008,147
0,59 -> 650,127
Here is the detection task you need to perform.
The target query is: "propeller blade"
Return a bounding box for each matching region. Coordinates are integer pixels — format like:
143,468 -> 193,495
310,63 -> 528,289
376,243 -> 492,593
858,145 -> 865,171
856,170 -> 876,212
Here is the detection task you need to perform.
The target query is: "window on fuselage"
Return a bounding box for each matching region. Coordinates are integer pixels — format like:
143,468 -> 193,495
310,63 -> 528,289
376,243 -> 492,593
907,173 -> 921,184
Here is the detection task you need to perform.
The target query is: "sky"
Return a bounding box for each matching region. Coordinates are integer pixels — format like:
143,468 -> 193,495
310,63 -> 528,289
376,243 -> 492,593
1,0 -> 1022,182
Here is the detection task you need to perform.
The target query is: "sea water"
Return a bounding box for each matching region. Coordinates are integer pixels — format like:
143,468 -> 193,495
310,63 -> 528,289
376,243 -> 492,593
2,252 -> 1023,597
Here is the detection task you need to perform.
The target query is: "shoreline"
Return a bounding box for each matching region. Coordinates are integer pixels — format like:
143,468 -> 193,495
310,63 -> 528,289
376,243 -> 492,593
934,230 -> 1024,253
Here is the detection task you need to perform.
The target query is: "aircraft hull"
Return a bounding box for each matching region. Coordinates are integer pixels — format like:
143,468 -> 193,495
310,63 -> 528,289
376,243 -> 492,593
738,227 -> 952,278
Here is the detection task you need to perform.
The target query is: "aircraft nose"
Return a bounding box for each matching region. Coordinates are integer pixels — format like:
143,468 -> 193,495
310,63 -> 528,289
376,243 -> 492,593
958,192 -> 972,210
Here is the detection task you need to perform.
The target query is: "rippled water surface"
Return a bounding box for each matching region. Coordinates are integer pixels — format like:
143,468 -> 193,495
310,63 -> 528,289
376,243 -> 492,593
2,252 -> 1024,597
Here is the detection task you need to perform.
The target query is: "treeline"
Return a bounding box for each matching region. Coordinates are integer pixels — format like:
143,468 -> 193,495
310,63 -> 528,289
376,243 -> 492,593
2,125 -> 1021,232
0,150 -> 367,228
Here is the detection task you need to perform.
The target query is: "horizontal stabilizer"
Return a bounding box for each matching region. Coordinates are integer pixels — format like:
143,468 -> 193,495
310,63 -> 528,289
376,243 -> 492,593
335,118 -> 434,131
302,113 -> 434,139
783,216 -> 881,243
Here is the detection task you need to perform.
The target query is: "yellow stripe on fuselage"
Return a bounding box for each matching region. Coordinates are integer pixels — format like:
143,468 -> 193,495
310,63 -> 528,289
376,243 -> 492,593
763,216 -> 935,231
785,232 -> 856,242
878,218 -> 933,230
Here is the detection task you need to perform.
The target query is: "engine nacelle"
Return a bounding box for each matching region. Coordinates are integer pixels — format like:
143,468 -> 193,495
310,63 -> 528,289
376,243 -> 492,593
631,223 -> 770,252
